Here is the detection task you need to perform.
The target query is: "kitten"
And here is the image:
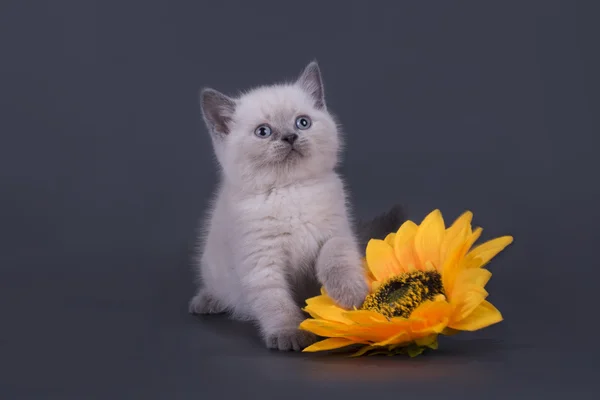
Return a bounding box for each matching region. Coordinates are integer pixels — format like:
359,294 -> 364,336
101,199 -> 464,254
189,61 -> 404,351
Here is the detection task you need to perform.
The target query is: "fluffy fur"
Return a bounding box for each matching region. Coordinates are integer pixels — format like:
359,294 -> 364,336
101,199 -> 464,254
189,61 -> 403,351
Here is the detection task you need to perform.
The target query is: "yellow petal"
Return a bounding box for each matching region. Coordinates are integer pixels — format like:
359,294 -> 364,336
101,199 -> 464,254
393,221 -> 419,270
304,304 -> 353,324
441,242 -> 468,301
450,285 -> 488,323
304,294 -> 352,324
342,309 -> 389,324
364,258 -> 377,285
371,280 -> 382,292
441,225 -> 481,292
424,260 -> 436,272
463,227 -> 482,256
365,239 -> 404,281
298,319 -> 349,337
440,211 -> 472,266
303,294 -> 335,319
444,210 -> 472,234
448,300 -> 503,331
410,299 -> 452,321
452,268 -> 492,299
302,337 -> 357,352
302,310 -> 407,343
337,318 -> 414,343
305,294 -> 336,308
464,236 -> 514,269
372,331 -> 410,347
411,319 -> 448,335
384,232 -> 396,247
407,299 -> 451,336
350,327 -> 407,342
414,210 -> 445,269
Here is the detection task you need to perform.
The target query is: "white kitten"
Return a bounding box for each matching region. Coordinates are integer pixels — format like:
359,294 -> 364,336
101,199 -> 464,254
189,61 -> 402,351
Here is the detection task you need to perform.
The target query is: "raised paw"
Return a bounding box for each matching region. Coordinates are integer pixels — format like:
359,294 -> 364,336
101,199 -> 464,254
265,329 -> 317,351
317,237 -> 370,310
188,290 -> 227,315
323,266 -> 369,310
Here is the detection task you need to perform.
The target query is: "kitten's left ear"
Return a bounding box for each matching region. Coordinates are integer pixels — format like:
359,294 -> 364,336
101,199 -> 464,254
296,61 -> 326,110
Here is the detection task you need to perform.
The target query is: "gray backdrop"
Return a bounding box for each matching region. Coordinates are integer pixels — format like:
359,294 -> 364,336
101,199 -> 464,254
1,0 -> 599,399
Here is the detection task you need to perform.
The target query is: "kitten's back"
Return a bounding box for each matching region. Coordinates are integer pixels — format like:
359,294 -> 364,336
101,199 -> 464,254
355,204 -> 406,250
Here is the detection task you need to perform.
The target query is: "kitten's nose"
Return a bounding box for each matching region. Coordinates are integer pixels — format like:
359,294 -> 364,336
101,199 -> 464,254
281,133 -> 298,145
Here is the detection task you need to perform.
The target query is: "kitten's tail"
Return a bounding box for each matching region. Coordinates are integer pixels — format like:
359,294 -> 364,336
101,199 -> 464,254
355,204 -> 407,250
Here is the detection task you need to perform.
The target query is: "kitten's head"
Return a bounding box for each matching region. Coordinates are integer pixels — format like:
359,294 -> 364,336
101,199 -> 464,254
200,61 -> 341,189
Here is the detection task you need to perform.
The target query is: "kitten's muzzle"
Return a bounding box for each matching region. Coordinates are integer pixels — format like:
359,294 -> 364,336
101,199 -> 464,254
281,133 -> 298,145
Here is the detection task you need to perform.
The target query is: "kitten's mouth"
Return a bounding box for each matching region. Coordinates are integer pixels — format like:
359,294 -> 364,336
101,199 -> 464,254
285,147 -> 303,159
272,146 -> 304,164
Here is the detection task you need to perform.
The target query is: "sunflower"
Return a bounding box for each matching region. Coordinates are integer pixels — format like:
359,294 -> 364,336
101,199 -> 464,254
299,209 -> 513,356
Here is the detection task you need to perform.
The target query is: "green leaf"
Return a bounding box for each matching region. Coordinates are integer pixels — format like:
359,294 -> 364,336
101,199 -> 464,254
407,345 -> 426,358
426,337 -> 439,350
442,327 -> 460,336
367,350 -> 392,356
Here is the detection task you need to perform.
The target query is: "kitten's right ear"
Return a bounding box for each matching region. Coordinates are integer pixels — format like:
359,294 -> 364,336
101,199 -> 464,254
296,61 -> 326,110
200,88 -> 236,136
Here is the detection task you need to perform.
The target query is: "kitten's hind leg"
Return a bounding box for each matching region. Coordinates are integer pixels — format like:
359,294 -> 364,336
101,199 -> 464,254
188,288 -> 227,315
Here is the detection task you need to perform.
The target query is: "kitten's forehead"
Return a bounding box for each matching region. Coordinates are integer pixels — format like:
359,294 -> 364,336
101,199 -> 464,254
236,84 -> 313,122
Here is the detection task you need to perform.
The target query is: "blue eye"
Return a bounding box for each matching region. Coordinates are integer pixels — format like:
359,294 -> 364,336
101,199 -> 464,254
255,124 -> 272,138
295,116 -> 311,130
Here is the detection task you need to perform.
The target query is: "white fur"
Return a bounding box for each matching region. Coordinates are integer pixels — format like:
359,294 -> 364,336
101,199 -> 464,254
190,62 -> 368,351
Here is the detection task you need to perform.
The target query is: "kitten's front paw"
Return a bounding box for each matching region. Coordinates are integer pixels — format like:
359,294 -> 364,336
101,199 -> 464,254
188,290 -> 227,315
265,329 -> 317,351
323,266 -> 369,310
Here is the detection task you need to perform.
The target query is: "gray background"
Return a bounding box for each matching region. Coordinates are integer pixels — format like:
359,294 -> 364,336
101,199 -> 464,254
1,0 -> 599,398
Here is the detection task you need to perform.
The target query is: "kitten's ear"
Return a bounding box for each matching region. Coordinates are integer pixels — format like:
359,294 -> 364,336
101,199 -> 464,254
200,88 -> 236,136
296,61 -> 326,110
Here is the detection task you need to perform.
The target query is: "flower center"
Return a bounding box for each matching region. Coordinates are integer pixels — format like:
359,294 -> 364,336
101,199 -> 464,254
361,271 -> 444,319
